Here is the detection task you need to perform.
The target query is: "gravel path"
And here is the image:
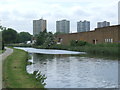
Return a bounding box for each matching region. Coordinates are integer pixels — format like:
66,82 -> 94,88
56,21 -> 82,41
0,47 -> 13,89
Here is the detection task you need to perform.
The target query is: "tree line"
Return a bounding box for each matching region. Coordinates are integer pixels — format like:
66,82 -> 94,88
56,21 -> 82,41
0,25 -> 66,49
1,27 -> 32,44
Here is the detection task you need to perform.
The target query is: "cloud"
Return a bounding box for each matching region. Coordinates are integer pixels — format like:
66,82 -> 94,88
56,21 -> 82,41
0,0 -> 119,34
118,1 -> 120,24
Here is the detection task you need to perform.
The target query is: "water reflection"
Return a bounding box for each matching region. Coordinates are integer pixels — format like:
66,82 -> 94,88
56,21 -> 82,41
27,53 -> 118,88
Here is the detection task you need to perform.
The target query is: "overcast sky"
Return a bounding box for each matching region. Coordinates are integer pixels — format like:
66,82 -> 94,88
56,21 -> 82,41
0,0 -> 119,34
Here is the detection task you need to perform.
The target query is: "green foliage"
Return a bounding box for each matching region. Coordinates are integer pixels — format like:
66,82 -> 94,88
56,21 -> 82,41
35,43 -> 119,59
35,32 -> 46,45
70,40 -> 90,46
85,46 -> 119,58
3,48 -> 44,88
33,71 -> 47,86
35,31 -> 56,47
2,27 -> 32,44
43,32 -> 56,47
6,44 -> 32,47
95,43 -> 119,47
17,32 -> 32,43
2,28 -> 17,44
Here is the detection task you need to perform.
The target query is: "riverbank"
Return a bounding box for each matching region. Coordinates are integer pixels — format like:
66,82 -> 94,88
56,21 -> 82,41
5,43 -> 119,59
0,47 -> 13,89
33,43 -> 119,59
3,48 -> 44,88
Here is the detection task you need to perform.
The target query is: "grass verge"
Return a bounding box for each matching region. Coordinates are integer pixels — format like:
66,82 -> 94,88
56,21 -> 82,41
3,48 -> 44,88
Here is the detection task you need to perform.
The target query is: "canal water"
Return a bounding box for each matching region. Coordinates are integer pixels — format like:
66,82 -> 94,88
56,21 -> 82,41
15,47 -> 118,88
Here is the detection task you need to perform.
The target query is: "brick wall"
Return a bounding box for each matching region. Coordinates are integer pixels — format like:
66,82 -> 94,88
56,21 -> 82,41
56,25 -> 120,45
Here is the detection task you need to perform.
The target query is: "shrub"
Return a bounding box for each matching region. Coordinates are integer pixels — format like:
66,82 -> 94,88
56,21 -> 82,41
70,40 -> 90,46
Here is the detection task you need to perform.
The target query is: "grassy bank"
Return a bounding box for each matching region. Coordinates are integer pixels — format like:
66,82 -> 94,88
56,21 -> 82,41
6,44 -> 32,47
3,48 -> 44,88
34,43 -> 119,59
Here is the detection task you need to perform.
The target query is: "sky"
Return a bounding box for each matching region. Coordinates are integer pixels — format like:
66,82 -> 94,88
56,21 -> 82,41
118,1 -> 120,25
0,0 -> 119,34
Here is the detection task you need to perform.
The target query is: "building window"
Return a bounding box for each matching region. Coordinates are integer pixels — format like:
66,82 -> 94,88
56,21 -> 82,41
105,38 -> 113,43
106,39 -> 108,42
111,39 -> 113,43
105,39 -> 107,42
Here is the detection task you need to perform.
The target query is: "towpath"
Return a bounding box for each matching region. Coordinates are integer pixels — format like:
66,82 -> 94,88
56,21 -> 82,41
0,47 -> 13,89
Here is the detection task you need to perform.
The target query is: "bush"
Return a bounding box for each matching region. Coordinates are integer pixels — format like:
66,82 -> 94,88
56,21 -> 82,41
70,40 -> 90,46
95,43 -> 119,47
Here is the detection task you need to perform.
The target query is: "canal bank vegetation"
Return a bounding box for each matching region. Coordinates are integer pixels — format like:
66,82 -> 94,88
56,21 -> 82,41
3,48 -> 44,88
1,25 -> 32,48
2,26 -> 119,59
31,32 -> 119,59
33,39 -> 119,59
6,43 -> 32,47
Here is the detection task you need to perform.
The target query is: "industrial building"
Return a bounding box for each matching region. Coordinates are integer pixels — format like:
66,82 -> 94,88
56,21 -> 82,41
56,25 -> 120,45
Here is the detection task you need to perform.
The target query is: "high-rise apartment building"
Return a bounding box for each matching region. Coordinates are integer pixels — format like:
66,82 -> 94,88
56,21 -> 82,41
56,19 -> 70,33
33,18 -> 47,36
97,21 -> 110,28
77,20 -> 90,32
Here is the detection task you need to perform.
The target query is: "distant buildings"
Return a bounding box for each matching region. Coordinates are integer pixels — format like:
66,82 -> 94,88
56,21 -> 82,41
97,21 -> 110,28
56,25 -> 120,45
56,19 -> 70,33
33,18 -> 112,35
77,20 -> 90,32
33,18 -> 47,36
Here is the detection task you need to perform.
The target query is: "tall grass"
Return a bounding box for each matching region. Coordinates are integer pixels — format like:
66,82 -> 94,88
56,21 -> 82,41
34,43 -> 119,58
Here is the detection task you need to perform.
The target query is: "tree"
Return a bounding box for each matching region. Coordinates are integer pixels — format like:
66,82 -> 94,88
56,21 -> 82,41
35,31 -> 55,47
35,32 -> 47,45
17,32 -> 32,43
2,28 -> 17,44
43,32 -> 55,47
1,26 -> 32,44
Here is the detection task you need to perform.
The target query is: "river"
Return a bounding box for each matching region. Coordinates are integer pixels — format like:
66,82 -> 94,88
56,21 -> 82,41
15,47 -> 118,88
